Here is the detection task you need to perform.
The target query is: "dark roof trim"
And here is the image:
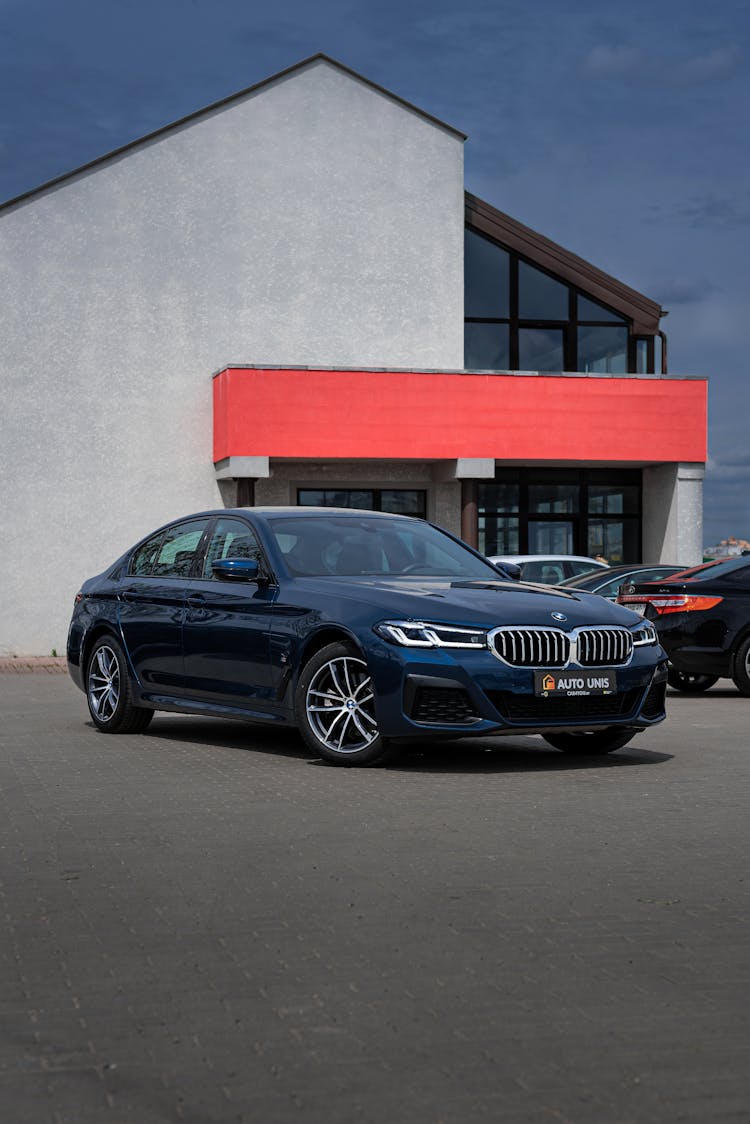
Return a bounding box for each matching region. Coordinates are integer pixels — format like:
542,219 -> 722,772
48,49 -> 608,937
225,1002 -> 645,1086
465,192 -> 663,335
1,54 -> 466,215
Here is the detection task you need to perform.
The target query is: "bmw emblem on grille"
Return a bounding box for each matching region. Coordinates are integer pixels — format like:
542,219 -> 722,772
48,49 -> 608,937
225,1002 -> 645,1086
551,612 -> 567,622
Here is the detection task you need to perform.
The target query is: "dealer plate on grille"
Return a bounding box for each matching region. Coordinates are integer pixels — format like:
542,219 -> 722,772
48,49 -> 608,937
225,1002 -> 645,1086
534,671 -> 617,697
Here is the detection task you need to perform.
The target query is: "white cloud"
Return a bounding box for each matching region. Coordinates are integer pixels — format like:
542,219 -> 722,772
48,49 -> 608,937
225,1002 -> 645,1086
677,45 -> 742,82
581,44 -> 644,76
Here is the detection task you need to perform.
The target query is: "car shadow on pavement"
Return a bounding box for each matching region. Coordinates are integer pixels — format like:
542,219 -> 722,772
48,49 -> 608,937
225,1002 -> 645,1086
390,739 -> 673,774
104,716 -> 312,760
128,717 -> 672,773
667,686 -> 744,699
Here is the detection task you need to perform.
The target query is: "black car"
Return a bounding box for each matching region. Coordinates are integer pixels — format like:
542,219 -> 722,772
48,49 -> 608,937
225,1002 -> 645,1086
618,556 -> 750,694
67,508 -> 667,765
557,563 -> 686,601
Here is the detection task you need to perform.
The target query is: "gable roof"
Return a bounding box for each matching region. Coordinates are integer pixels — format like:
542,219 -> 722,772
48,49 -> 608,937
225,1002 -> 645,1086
0,53 -> 466,215
465,192 -> 664,335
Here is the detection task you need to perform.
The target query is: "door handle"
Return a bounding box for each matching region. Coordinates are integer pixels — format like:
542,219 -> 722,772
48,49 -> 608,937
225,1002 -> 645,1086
119,587 -> 138,602
187,594 -> 206,609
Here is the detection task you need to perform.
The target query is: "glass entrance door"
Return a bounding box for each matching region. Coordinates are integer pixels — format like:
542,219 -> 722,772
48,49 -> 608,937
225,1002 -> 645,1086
478,470 -> 641,562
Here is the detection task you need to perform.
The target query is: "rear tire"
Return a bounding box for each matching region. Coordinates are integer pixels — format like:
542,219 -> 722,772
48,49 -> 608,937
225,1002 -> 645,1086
86,637 -> 153,734
732,637 -> 750,697
295,642 -> 400,766
667,667 -> 718,693
542,727 -> 637,755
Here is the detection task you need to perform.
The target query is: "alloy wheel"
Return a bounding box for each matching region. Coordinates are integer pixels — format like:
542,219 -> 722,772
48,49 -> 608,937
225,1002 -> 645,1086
305,655 -> 379,753
87,644 -> 121,722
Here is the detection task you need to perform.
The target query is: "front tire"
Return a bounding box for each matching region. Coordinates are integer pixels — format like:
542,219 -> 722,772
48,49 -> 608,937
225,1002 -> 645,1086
542,727 -> 637,755
667,667 -> 718,693
295,642 -> 399,766
732,637 -> 750,697
86,637 -> 153,734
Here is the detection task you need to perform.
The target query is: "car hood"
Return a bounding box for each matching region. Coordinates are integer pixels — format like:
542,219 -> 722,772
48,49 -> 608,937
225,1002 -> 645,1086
291,576 -> 643,629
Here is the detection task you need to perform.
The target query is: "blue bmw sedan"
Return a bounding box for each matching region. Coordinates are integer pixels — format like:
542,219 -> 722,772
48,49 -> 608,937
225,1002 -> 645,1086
67,508 -> 667,766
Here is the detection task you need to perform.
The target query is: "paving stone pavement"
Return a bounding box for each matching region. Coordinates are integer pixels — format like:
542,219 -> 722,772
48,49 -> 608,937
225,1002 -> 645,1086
1,672 -> 748,1123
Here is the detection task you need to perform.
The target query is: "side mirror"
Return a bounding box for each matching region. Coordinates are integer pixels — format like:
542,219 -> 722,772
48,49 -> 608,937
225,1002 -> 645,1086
494,561 -> 521,581
212,558 -> 260,582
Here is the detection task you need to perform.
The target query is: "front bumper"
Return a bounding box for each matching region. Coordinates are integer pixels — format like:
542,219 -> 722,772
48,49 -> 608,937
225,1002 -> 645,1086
367,641 -> 668,740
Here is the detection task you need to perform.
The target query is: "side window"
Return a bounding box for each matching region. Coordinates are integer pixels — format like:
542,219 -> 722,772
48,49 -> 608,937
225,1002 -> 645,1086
151,520 -> 209,578
523,561 -> 565,583
593,575 -> 623,599
568,561 -> 599,577
202,518 -> 262,579
130,532 -> 165,576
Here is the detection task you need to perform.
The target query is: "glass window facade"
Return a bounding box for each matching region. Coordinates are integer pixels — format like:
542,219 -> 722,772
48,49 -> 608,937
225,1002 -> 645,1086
463,322 -> 510,369
518,261 -> 568,319
298,489 -> 426,518
464,229 -> 510,317
479,470 -> 642,563
577,325 -> 628,373
463,226 -> 654,374
518,327 -> 565,372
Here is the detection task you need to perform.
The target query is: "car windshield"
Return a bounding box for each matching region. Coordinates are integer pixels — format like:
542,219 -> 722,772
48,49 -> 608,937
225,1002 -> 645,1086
266,515 -> 501,579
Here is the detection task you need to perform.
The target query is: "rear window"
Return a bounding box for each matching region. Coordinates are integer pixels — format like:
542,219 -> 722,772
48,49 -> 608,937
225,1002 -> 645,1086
668,557 -> 750,583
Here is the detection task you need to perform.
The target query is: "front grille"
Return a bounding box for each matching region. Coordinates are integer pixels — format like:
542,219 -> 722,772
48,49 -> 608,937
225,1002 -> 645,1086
577,627 -> 632,666
489,628 -> 569,667
410,686 -> 480,725
489,626 -> 633,668
486,689 -> 641,722
641,681 -> 666,719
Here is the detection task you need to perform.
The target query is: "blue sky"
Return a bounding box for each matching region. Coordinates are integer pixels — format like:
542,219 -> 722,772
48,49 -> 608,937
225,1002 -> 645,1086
2,0 -> 748,547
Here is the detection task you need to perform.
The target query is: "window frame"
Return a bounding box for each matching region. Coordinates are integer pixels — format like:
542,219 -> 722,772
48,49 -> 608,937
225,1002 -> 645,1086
200,516 -> 266,580
464,227 -> 649,374
478,468 -> 642,563
296,488 -> 427,519
128,519 -> 213,580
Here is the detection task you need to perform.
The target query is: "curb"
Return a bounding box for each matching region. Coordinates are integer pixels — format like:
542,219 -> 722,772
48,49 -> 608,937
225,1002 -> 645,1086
0,657 -> 68,674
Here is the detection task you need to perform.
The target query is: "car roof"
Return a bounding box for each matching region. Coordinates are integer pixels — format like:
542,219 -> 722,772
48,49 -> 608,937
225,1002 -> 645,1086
123,507 -> 422,556
149,506 -> 418,527
557,563 -> 684,588
640,556 -> 750,583
491,554 -> 606,564
230,507 -> 412,519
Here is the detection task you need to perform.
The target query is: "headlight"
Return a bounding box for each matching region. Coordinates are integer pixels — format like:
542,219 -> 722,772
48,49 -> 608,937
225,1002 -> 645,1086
375,620 -> 488,649
632,622 -> 657,647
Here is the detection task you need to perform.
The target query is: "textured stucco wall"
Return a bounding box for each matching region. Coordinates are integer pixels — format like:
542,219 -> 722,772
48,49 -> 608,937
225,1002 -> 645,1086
642,463 -> 705,565
0,59 -> 465,653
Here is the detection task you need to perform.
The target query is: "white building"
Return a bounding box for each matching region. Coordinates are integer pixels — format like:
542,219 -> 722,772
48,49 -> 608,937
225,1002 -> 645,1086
0,55 -> 706,654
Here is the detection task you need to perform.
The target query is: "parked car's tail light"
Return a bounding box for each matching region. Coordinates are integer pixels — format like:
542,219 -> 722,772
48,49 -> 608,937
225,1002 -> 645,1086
620,594 -> 723,616
74,591 -> 85,604
375,621 -> 488,649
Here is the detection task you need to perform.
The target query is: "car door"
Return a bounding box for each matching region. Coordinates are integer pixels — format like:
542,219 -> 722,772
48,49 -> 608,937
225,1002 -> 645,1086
717,562 -> 750,641
117,518 -> 210,694
181,517 -> 281,712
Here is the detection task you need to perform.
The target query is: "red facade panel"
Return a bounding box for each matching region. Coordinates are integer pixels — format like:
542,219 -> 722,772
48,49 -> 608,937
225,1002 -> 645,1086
213,367 -> 707,464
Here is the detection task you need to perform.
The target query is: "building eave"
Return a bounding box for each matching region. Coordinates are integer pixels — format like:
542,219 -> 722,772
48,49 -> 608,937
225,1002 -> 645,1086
465,192 -> 664,335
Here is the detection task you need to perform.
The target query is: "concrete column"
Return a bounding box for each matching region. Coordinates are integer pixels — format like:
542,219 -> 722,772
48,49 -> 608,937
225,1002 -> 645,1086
461,480 -> 478,548
214,456 -> 270,481
236,479 -> 255,506
642,462 -> 705,565
434,459 -> 495,547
